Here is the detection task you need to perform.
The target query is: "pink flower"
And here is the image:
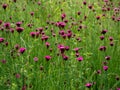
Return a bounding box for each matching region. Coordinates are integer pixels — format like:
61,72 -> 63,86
15,73 -> 20,78
77,56 -> 83,61
19,47 -> 26,54
2,4 -> 8,10
0,37 -> 4,43
33,57 -> 38,62
45,55 -> 51,61
16,27 -> 24,33
103,66 -> 108,71
85,83 -> 92,88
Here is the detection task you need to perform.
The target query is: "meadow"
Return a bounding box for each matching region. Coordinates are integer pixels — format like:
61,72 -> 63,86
0,0 -> 120,90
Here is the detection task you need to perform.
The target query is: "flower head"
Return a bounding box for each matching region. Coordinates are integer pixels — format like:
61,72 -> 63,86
85,83 -> 92,88
0,37 -> 4,43
19,47 -> 26,54
16,27 -> 24,33
103,66 -> 108,71
77,56 -> 83,61
45,55 -> 51,61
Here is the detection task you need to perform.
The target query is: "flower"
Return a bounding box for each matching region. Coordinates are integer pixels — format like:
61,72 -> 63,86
19,47 -> 26,54
33,57 -> 38,62
2,4 -> 8,10
4,22 -> 10,29
100,36 -> 104,40
85,83 -> 92,88
99,46 -> 106,51
45,42 -> 50,48
105,56 -> 111,60
30,32 -> 36,38
56,22 -> 66,28
15,73 -> 20,78
101,29 -> 108,34
103,66 -> 108,71
16,27 -> 24,33
61,13 -> 66,20
1,59 -> 6,64
16,22 -> 22,27
45,55 -> 51,61
0,37 -> 4,43
77,56 -> 83,61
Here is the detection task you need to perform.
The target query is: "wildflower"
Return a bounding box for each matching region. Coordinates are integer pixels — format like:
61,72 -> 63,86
83,1 -> 87,5
110,42 -> 114,46
99,46 -> 106,51
45,42 -> 50,48
16,22 -> 22,27
1,59 -> 6,64
100,36 -> 105,40
19,47 -> 26,54
0,37 -> 4,43
30,32 -> 36,38
85,83 -> 92,88
109,36 -> 113,41
62,55 -> 69,60
45,55 -> 51,61
74,48 -> 79,53
103,66 -> 108,71
2,4 -> 8,10
101,29 -> 108,34
15,73 -> 20,78
14,44 -> 20,50
77,11 -> 81,15
56,22 -> 66,28
0,20 -> 2,25
77,56 -> 83,61
16,27 -> 24,33
33,57 -> 38,62
105,56 -> 111,60
97,70 -> 101,74
4,22 -> 10,29
61,13 -> 66,20
30,12 -> 34,16
117,88 -> 120,90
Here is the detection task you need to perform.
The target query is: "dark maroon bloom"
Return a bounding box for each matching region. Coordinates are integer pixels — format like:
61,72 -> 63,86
15,73 -> 20,78
85,83 -> 92,88
2,4 -> 8,10
56,22 -> 66,28
101,29 -> 108,34
5,42 -> 8,46
16,22 -> 22,27
0,20 -> 2,25
10,28 -> 14,33
1,59 -> 6,64
75,53 -> 79,57
88,5 -> 92,9
30,32 -> 36,38
77,11 -> 81,15
77,56 -> 83,61
16,27 -> 24,33
99,46 -> 106,51
22,85 -> 27,90
19,47 -> 26,54
38,1 -> 41,5
14,44 -> 20,50
110,42 -> 114,46
33,57 -> 38,62
13,0 -> 17,3
41,35 -> 49,41
58,45 -> 65,54
83,1 -> 87,5
105,56 -> 111,60
97,70 -> 101,74
103,66 -> 108,71
45,55 -> 51,61
116,76 -> 120,81
109,36 -> 113,41
74,48 -> 79,53
62,55 -> 69,60
65,46 -> 69,51
45,42 -> 50,48
30,12 -> 34,16
4,22 -> 10,29
0,37 -> 4,43
61,13 -> 66,20
96,16 -> 100,20
100,36 -> 105,40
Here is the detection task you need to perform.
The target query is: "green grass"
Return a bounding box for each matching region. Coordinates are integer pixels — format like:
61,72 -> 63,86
0,0 -> 120,90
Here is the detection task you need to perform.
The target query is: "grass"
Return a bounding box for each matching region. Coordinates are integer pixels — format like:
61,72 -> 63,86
0,0 -> 120,90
